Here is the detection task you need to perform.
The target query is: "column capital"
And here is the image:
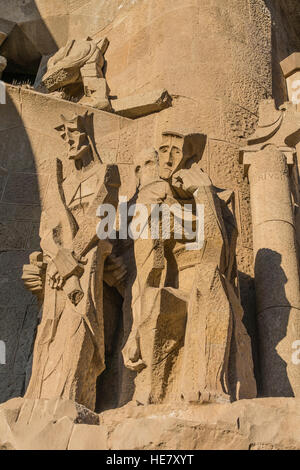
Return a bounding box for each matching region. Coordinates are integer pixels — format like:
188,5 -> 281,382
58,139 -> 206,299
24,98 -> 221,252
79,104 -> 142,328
241,146 -> 295,177
240,99 -> 300,176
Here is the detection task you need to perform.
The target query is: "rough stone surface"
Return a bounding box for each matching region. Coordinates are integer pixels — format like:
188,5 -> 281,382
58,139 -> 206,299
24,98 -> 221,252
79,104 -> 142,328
0,0 -> 276,402
113,89 -> 172,118
1,398 -> 300,450
0,0 -> 300,452
0,398 -> 99,450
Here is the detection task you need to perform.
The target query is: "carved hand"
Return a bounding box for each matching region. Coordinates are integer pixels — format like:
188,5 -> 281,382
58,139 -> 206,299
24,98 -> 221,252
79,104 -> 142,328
22,265 -> 44,293
47,248 -> 84,290
47,261 -> 64,290
104,254 -> 127,287
172,166 -> 212,195
122,330 -> 146,372
22,252 -> 46,295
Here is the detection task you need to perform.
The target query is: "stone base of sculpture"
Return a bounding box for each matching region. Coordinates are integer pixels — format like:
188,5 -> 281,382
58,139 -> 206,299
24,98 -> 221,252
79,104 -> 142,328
1,397 -> 300,450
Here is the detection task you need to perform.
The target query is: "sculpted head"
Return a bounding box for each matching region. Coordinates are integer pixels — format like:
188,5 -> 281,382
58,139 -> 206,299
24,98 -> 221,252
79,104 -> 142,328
56,113 -> 91,161
158,132 -> 207,181
135,147 -> 159,187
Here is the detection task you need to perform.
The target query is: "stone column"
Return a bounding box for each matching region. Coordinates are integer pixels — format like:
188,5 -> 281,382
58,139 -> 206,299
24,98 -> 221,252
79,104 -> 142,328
246,145 -> 300,396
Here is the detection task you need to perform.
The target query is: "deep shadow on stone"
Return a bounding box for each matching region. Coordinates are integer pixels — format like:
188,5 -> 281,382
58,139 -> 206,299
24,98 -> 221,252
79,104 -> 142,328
255,248 -> 294,397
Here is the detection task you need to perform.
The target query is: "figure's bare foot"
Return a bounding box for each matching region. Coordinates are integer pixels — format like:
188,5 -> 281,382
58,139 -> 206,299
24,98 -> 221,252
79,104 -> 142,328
122,332 -> 146,372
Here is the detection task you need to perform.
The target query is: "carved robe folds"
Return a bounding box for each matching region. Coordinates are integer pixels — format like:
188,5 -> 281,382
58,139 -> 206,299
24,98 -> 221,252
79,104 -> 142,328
24,113 -> 121,411
122,133 -> 257,405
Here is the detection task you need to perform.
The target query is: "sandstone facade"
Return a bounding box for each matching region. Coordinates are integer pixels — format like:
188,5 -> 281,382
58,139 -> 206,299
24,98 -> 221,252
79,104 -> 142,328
0,0 -> 300,451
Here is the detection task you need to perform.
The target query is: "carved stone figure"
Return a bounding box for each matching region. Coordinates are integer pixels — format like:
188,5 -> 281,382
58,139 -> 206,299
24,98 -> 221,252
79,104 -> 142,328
23,112 -> 124,411
122,131 -> 257,405
41,37 -> 111,110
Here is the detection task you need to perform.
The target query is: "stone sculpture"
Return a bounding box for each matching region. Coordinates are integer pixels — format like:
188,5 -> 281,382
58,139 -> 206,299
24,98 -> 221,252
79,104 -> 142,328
22,112 -> 125,411
122,131 -> 257,405
41,37 -> 111,110
241,99 -> 300,397
1,0 -> 300,452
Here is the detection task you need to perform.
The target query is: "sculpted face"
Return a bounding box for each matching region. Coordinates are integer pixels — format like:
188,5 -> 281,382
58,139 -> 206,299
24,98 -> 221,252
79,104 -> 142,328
135,148 -> 159,187
60,117 -> 91,161
158,134 -> 185,181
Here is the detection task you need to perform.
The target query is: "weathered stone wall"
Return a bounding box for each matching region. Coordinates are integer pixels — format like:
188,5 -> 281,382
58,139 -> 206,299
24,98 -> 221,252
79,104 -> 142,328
0,87 -> 41,401
0,0 -> 299,403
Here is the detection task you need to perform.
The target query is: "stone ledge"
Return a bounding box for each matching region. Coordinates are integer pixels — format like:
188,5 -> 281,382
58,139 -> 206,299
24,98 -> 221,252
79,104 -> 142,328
1,397 -> 300,450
